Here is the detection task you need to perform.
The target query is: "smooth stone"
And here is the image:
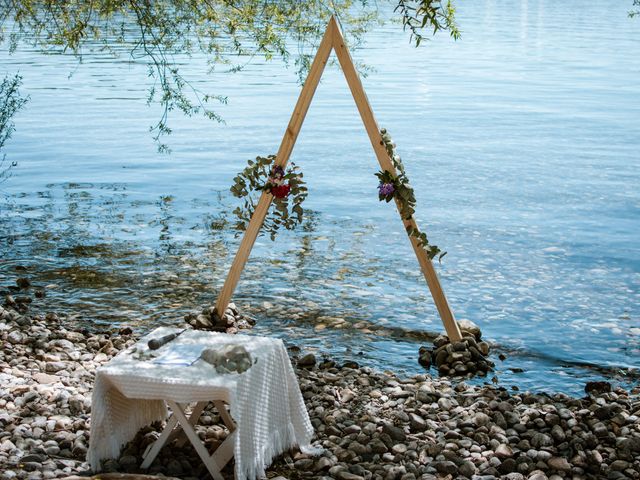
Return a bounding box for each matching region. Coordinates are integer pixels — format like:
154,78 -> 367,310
433,461 -> 457,475
315,457 -> 334,471
392,444 -> 407,455
547,457 -> 571,472
337,472 -> 364,480
294,458 -> 314,471
473,412 -> 491,427
298,353 -> 317,367
409,413 -> 426,431
457,319 -> 481,339
459,460 -> 476,477
382,423 -> 406,442
530,433 -> 553,448
494,444 -> 513,459
370,438 -> 388,454
33,373 -> 60,384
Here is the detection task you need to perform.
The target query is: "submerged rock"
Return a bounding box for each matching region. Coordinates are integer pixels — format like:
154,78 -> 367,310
585,380 -> 611,396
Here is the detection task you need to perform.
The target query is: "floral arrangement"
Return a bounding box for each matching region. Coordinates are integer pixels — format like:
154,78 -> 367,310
375,128 -> 446,261
230,155 -> 307,240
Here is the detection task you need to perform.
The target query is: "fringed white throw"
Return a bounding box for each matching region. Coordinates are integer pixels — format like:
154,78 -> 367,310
87,327 -> 317,480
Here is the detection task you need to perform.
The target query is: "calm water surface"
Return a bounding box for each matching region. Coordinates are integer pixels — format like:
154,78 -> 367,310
1,1 -> 639,395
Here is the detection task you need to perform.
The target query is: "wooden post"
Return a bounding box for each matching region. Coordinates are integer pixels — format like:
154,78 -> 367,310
330,18 -> 462,342
214,19 -> 335,318
214,16 -> 462,342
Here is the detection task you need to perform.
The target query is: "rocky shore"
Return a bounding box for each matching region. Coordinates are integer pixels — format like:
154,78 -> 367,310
1,302 -> 639,480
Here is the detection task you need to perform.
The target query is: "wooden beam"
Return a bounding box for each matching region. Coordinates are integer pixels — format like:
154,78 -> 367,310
330,18 -> 462,342
214,19 -> 335,318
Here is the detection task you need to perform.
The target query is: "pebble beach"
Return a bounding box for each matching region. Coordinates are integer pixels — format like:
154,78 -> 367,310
1,297 -> 639,480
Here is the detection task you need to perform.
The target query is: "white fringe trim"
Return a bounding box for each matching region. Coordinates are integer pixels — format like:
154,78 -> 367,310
238,421 -> 320,480
87,376 -> 167,471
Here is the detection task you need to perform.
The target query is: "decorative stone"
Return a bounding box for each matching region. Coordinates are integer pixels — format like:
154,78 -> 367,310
457,319 -> 481,339
430,334 -> 493,378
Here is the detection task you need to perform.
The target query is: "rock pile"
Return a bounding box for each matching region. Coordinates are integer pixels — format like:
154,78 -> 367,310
420,320 -> 494,378
184,302 -> 254,333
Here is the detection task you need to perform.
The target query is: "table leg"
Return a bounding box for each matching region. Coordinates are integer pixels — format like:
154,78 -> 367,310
212,429 -> 236,470
140,411 -> 179,469
172,401 -> 207,447
168,400 -> 225,480
213,400 -> 236,432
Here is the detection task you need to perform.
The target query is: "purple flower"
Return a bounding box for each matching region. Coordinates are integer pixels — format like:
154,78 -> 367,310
272,165 -> 285,179
378,182 -> 395,196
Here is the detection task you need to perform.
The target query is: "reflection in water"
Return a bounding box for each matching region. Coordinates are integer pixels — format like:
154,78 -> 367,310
0,183 -> 638,396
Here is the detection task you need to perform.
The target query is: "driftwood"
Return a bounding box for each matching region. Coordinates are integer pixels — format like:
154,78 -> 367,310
61,475 -> 182,480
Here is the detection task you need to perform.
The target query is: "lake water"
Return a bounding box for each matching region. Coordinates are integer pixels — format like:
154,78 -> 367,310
1,1 -> 639,396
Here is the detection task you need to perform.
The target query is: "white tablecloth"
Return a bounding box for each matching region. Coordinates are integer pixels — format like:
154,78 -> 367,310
87,327 -> 316,480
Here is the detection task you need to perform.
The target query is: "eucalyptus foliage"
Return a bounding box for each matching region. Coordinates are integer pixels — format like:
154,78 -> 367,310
1,1 -> 461,151
231,155 -> 307,241
376,128 -> 445,261
0,74 -> 28,186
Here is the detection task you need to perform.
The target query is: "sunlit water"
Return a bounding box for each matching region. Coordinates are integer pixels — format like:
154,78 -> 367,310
1,1 -> 639,396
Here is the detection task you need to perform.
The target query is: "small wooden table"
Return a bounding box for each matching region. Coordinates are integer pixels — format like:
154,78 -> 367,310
87,328 -> 315,480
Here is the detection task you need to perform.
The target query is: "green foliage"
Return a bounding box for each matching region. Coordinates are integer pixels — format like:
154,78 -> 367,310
395,0 -> 461,45
0,74 -> 28,186
1,1 -> 460,151
630,0 -> 640,17
231,156 -> 307,241
376,128 -> 445,261
1,1 -> 378,151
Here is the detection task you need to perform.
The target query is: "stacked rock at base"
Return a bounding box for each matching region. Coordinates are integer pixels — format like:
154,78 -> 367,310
420,319 -> 494,377
185,302 -> 255,334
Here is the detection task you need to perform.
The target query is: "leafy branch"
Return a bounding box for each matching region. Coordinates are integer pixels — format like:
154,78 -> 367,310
0,74 -> 28,186
1,2 -> 462,151
230,156 -> 307,240
376,128 -> 445,261
395,0 -> 461,46
1,1 -> 378,152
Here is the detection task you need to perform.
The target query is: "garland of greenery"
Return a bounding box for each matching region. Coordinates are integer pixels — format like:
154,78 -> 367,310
230,155 -> 307,240
230,133 -> 444,260
376,128 -> 446,261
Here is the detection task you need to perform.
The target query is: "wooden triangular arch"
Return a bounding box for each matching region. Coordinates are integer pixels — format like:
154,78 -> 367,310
215,16 -> 463,342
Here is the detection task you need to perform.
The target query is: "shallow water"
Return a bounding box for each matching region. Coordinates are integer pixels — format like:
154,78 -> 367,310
1,1 -> 639,396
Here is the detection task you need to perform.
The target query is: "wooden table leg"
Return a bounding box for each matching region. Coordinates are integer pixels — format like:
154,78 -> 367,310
172,401 -> 207,447
140,412 -> 179,469
213,400 -> 236,433
140,400 -> 236,480
212,430 -> 236,471
168,401 -> 225,480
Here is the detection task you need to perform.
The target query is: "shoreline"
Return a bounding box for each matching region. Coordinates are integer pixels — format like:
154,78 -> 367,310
1,304 -> 639,480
